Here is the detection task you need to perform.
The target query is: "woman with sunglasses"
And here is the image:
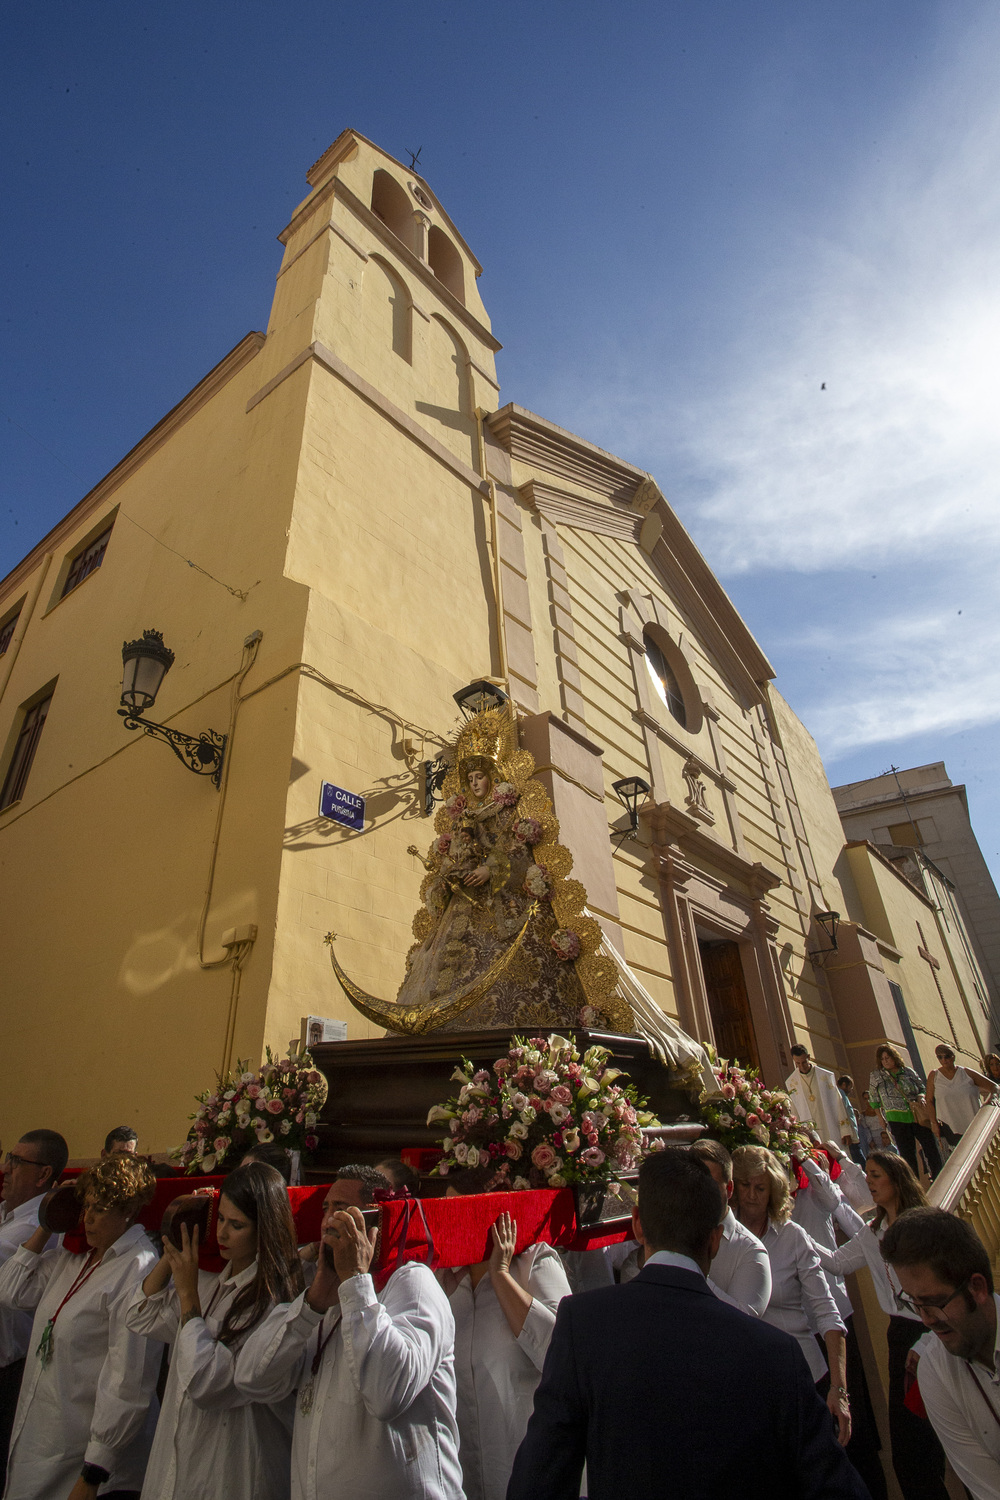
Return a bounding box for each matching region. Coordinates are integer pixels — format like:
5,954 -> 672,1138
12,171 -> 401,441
0,1153 -> 160,1500
807,1150 -> 948,1500
125,1161 -> 303,1499
925,1046 -> 999,1149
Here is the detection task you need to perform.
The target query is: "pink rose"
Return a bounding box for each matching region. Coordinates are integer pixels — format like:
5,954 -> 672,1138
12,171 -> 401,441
265,1099 -> 284,1115
531,1143 -> 556,1170
213,1136 -> 229,1153
722,1083 -> 736,1100
747,1113 -> 759,1127
551,1085 -> 572,1104
505,1141 -> 523,1160
247,1085 -> 261,1099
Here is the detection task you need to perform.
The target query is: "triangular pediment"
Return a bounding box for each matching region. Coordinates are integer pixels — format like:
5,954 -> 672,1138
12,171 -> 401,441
488,403 -> 774,705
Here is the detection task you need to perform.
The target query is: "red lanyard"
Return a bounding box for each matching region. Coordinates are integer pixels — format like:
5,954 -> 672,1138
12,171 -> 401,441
36,1251 -> 101,1368
52,1251 -> 101,1326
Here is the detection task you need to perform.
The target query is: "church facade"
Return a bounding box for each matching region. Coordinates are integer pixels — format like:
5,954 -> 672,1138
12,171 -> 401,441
0,131 -> 991,1156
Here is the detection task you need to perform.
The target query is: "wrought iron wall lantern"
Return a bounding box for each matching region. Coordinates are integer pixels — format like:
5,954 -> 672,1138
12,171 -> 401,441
118,630 -> 227,789
611,776 -> 651,848
421,755 -> 450,816
811,910 -> 841,956
452,679 -> 509,719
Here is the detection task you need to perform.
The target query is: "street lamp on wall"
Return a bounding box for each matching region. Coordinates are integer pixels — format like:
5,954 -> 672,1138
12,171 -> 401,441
812,910 -> 841,957
118,630 -> 227,789
611,776 -> 650,848
452,679 -> 509,719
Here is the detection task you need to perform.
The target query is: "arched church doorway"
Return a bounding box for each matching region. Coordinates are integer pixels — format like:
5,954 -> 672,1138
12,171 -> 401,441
698,936 -> 760,1071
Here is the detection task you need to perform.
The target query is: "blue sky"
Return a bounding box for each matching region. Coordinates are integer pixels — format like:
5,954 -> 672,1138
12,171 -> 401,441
2,2 -> 998,878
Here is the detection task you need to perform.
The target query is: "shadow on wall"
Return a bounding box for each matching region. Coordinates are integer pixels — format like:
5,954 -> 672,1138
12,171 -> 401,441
283,769 -> 424,851
118,891 -> 257,997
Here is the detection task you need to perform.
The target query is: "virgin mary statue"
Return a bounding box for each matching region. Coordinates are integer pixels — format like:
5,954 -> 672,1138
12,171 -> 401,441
326,703 -> 624,1036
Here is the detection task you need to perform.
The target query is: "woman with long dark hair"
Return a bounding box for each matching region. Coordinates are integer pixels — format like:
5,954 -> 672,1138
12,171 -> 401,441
807,1150 -> 948,1500
126,1161 -> 303,1499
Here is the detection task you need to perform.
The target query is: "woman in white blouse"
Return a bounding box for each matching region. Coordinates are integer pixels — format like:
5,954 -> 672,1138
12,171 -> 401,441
126,1161 -> 304,1500
807,1150 -> 949,1500
0,1152 -> 161,1500
731,1146 -> 850,1446
438,1173 -> 571,1500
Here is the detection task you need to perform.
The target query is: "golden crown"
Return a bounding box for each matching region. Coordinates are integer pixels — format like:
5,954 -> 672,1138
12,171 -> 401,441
455,704 -> 518,778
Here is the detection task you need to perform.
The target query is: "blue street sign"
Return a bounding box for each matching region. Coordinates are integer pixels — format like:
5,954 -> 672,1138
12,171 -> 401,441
319,781 -> 366,831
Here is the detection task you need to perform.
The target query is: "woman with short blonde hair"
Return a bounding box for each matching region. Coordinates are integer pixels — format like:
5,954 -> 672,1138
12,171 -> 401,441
731,1146 -> 850,1446
0,1152 -> 161,1499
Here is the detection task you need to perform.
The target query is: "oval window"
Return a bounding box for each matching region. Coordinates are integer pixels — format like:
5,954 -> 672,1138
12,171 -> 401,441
644,630 -> 687,728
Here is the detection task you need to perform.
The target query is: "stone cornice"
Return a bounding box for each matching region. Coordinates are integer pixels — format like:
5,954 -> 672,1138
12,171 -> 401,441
0,332 -> 266,604
519,478 -> 641,541
490,405 -> 644,503
644,799 -> 783,896
489,404 -> 774,700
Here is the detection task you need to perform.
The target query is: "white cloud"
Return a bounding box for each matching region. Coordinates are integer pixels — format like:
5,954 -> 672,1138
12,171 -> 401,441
782,597 -> 1000,758
673,22 -> 1000,575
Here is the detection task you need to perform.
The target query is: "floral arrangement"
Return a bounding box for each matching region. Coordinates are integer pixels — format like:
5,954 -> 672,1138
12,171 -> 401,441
491,781 -> 519,807
172,1047 -> 329,1174
551,929 -> 581,961
428,1032 -> 661,1190
701,1055 -> 811,1162
512,817 -> 542,846
524,863 -> 551,899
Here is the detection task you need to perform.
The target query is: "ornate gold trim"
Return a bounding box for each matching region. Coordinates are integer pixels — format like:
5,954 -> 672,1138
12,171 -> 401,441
324,902 -> 538,1036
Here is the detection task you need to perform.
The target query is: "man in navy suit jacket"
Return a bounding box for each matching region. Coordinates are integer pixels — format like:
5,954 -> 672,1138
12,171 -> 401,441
508,1149 -> 870,1500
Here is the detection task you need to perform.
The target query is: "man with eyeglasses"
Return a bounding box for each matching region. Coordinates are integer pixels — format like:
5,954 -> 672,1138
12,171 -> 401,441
882,1208 -> 1000,1499
0,1130 -> 68,1470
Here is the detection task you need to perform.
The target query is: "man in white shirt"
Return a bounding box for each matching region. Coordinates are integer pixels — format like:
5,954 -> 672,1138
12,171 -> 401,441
235,1183 -> 464,1500
882,1208 -> 1000,1500
690,1139 -> 771,1316
0,1130 -> 66,1472
786,1046 -> 852,1148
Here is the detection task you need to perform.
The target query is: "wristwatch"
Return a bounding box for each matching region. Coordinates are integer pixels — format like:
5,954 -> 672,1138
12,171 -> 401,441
81,1462 -> 110,1486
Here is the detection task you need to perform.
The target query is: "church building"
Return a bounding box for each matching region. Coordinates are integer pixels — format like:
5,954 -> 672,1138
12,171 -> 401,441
0,131 -> 991,1157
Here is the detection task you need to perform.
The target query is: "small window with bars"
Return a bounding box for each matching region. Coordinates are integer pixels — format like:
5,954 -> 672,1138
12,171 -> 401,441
0,692 -> 53,811
0,608 -> 21,656
62,522 -> 114,599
